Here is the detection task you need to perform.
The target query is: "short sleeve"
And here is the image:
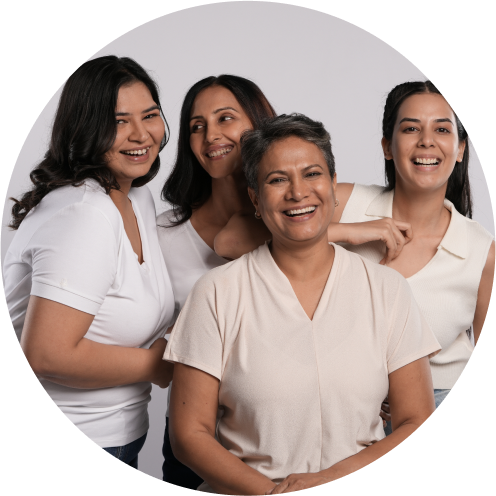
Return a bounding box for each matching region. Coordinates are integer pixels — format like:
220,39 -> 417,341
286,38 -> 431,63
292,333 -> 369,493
28,203 -> 117,315
163,273 -> 223,380
387,277 -> 441,374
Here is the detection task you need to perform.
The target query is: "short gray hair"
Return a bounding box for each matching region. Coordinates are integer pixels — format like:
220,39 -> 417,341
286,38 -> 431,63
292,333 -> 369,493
241,113 -> 335,193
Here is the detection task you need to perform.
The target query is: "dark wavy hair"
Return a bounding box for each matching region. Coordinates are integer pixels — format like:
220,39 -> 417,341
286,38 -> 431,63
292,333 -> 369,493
241,113 -> 335,194
383,80 -> 472,218
161,75 -> 277,226
9,55 -> 169,229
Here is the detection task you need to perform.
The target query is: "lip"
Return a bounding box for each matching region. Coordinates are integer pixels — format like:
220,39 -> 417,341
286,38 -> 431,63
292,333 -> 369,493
282,204 -> 318,222
120,146 -> 152,163
204,144 -> 234,160
411,155 -> 442,171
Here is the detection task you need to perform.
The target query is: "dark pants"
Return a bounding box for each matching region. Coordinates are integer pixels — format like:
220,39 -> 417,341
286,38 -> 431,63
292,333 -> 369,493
103,432 -> 147,469
163,417 -> 203,489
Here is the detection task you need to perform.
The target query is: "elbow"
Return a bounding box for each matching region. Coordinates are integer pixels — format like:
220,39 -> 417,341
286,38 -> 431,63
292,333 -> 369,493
169,428 -> 192,466
22,347 -> 59,379
213,230 -> 237,260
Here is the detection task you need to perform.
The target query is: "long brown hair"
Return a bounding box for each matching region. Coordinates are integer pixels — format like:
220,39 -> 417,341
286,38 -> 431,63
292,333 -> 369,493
10,56 -> 169,229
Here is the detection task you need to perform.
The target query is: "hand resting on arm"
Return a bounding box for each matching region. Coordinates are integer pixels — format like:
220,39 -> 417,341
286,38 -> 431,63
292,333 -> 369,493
268,356 -> 435,494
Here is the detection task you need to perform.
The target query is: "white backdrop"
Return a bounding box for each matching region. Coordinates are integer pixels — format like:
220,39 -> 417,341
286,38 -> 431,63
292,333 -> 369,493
0,2 -> 494,479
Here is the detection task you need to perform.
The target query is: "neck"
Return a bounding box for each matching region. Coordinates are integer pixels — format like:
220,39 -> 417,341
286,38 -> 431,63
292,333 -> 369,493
270,232 -> 334,283
203,167 -> 253,226
393,182 -> 449,233
109,180 -> 132,208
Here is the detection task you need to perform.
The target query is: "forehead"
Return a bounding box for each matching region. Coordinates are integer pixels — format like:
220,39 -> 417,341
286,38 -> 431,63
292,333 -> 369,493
397,93 -> 455,121
191,85 -> 241,115
260,136 -> 326,170
116,81 -> 155,110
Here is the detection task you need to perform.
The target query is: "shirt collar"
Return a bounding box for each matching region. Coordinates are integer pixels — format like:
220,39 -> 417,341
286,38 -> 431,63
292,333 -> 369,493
364,188 -> 468,259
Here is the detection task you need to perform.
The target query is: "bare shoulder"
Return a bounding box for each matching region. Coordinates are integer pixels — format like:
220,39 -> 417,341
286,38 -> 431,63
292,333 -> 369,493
333,183 -> 355,222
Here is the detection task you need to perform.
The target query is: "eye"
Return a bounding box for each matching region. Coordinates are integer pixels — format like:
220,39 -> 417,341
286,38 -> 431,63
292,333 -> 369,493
269,177 -> 286,184
219,115 -> 234,123
437,127 -> 450,133
116,119 -> 126,125
191,123 -> 204,132
306,171 -> 322,178
404,126 -> 419,132
144,112 -> 159,120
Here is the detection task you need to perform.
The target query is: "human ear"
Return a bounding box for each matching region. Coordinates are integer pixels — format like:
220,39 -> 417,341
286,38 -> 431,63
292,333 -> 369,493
381,137 -> 393,160
457,140 -> 467,163
248,187 -> 260,212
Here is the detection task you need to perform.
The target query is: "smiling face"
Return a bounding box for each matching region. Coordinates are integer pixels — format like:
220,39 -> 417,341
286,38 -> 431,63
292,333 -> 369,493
189,85 -> 254,179
249,136 -> 337,246
105,81 -> 165,188
383,93 -> 465,194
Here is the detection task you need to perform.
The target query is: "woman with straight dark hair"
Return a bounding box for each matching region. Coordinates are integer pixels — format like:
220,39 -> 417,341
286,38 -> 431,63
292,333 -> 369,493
4,55 -> 175,468
157,74 -> 276,488
217,80 -> 494,429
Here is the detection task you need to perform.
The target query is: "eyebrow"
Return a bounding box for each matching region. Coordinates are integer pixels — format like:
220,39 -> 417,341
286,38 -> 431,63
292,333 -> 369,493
115,105 -> 161,117
399,117 -> 454,125
190,106 -> 240,121
264,164 -> 324,181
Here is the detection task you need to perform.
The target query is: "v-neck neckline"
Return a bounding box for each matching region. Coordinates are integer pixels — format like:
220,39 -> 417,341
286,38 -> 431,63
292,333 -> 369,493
256,242 -> 341,323
127,190 -> 148,269
186,219 -> 229,264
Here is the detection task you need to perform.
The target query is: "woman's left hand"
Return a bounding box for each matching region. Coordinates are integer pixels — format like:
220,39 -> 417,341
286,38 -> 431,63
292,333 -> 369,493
266,473 -> 330,494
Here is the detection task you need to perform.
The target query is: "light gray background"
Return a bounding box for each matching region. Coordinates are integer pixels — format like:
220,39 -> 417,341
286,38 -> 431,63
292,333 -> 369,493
2,1 -> 493,481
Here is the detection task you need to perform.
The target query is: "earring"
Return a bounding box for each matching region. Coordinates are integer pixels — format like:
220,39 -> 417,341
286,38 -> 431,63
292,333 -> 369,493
254,211 -> 262,219
335,199 -> 340,207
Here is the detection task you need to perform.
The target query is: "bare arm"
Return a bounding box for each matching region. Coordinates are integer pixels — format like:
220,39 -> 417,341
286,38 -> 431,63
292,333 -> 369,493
473,241 -> 495,344
214,183 -> 411,264
269,357 -> 435,493
169,363 -> 277,495
21,296 -> 173,389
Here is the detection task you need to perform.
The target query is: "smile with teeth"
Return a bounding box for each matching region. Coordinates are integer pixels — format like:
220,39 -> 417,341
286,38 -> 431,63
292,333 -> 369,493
284,206 -> 316,217
413,158 -> 439,166
122,146 -> 151,156
207,147 -> 233,158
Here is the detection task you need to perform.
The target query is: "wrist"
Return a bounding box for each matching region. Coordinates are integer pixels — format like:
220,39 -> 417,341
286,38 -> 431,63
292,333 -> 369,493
327,222 -> 349,243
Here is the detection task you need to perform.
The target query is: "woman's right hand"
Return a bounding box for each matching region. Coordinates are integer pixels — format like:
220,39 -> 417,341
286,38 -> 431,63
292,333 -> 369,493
149,337 -> 174,388
328,219 -> 412,265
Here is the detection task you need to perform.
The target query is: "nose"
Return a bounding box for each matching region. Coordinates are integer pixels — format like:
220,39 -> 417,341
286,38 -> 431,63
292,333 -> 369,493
418,128 -> 435,148
129,118 -> 149,143
285,175 -> 309,202
205,122 -> 222,143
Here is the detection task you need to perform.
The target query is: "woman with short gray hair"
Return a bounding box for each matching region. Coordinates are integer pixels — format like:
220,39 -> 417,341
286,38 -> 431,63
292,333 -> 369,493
164,114 -> 439,494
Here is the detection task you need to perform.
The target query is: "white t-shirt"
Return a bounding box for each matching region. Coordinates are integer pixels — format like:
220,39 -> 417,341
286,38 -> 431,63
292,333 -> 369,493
164,243 -> 440,489
156,209 -> 228,416
3,180 -> 175,447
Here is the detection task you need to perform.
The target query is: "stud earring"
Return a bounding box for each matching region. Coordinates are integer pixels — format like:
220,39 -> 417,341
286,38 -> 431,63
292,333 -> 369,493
254,211 -> 262,219
335,199 -> 340,207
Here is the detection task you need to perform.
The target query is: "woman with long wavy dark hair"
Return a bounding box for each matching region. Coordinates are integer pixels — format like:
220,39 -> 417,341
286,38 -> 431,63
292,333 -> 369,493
3,55 -> 175,468
217,80 -> 494,429
157,74 -> 276,488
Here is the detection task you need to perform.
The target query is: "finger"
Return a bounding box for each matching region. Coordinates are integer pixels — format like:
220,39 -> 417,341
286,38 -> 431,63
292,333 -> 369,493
270,481 -> 288,494
393,220 -> 413,243
382,228 -> 398,265
383,419 -> 387,428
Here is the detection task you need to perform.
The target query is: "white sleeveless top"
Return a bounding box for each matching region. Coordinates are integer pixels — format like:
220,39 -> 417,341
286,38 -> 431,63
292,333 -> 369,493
339,184 -> 494,389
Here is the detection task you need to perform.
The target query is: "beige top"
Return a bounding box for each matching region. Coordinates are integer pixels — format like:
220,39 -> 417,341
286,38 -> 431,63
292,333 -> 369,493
339,184 -> 494,389
164,243 -> 439,487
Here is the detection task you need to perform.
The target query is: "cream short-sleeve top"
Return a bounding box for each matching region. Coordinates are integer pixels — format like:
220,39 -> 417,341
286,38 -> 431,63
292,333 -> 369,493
164,243 -> 439,485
